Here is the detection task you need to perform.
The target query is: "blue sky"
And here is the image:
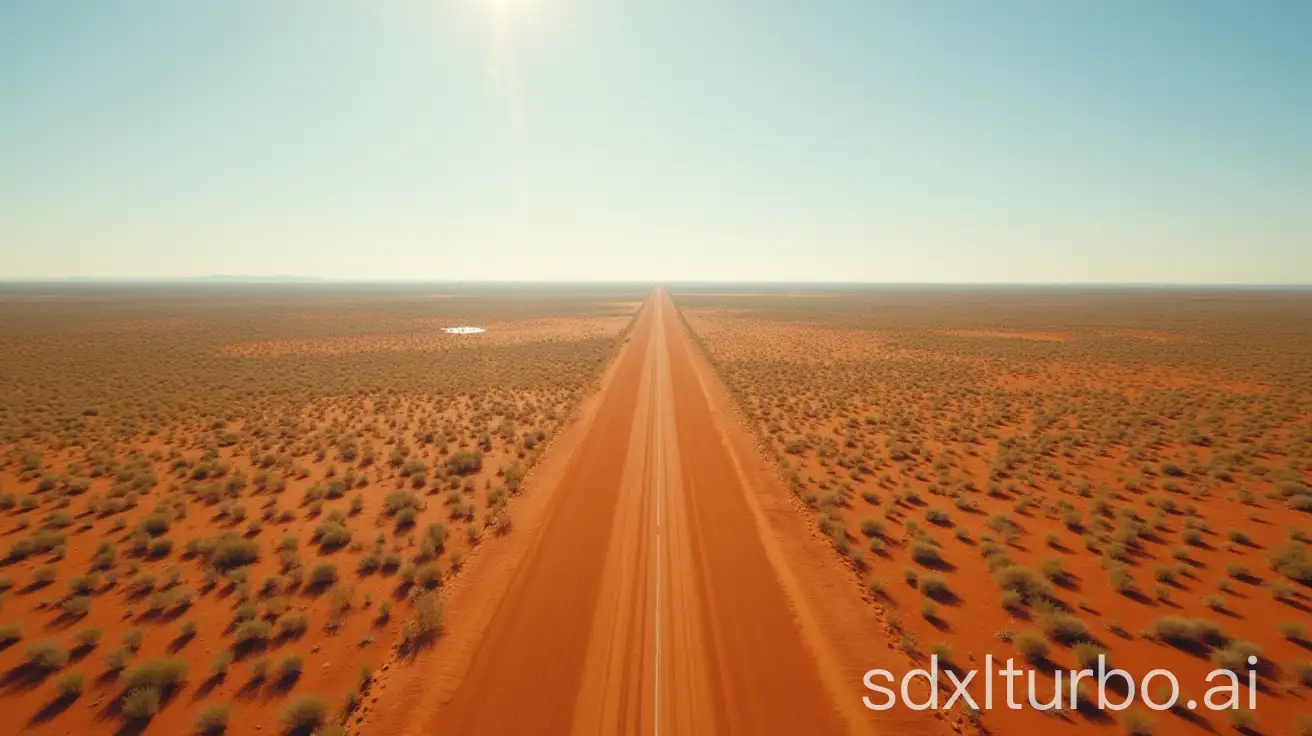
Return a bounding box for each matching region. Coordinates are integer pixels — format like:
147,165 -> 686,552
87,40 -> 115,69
1,1 -> 1309,282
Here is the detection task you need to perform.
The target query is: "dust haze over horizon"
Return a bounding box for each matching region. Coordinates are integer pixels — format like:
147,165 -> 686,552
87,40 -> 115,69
2,1 -> 1310,284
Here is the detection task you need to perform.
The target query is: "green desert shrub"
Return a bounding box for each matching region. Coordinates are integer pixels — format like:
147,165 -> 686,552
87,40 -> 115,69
909,541 -> 941,565
74,627 -> 102,649
276,654 -> 303,684
103,647 -> 130,672
1146,616 -> 1226,647
121,658 -> 188,693
1038,611 -> 1090,645
278,614 -> 309,638
195,703 -> 232,734
1269,542 -> 1312,583
308,562 -> 338,587
212,650 -> 233,677
313,522 -> 351,552
859,518 -> 882,537
1211,641 -> 1262,673
445,451 -> 483,476
279,694 -> 329,732
1014,631 -> 1049,663
1072,642 -> 1107,670
994,566 -> 1048,604
414,591 -> 444,639
121,686 -> 161,722
56,672 -> 84,698
919,574 -> 951,600
415,563 -> 442,589
207,533 -> 259,570
25,641 -> 69,671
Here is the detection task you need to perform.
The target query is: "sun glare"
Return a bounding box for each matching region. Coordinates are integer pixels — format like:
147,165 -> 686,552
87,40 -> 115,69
490,0 -> 528,19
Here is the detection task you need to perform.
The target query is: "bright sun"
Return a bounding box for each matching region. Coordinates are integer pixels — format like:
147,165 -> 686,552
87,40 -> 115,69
490,0 -> 529,18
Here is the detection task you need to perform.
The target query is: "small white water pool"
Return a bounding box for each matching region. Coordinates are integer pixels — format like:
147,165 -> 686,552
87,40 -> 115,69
442,326 -> 486,334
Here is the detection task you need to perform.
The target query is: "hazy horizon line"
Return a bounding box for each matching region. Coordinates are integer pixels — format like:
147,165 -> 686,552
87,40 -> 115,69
2,277 -> 1311,289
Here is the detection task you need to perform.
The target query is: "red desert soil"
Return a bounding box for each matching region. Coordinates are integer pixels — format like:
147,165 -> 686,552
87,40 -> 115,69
676,292 -> 1312,736
0,289 -> 639,735
359,291 -> 944,735
942,329 -> 1073,342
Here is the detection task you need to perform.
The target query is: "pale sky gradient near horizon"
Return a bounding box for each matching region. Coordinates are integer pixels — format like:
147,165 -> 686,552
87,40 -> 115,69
2,1 -> 1310,283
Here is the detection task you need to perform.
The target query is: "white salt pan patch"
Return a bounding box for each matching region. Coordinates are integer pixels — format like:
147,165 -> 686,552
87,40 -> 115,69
442,326 -> 486,334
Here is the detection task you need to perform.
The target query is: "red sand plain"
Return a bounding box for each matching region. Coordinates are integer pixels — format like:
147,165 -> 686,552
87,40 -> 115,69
678,295 -> 1312,736
11,286 -> 1307,736
0,293 -> 637,735
359,291 -> 945,735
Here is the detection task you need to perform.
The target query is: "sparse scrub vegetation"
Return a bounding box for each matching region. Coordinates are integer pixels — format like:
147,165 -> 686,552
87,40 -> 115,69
0,288 -> 633,731
677,289 -> 1312,736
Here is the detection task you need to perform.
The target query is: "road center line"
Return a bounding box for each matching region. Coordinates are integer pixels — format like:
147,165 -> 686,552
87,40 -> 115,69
652,295 -> 665,736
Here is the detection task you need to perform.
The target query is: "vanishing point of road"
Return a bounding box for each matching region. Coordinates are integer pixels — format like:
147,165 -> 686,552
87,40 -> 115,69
362,290 -> 942,736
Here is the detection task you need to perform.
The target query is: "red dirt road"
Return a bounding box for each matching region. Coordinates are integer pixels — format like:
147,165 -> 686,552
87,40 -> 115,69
361,291 -> 943,735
